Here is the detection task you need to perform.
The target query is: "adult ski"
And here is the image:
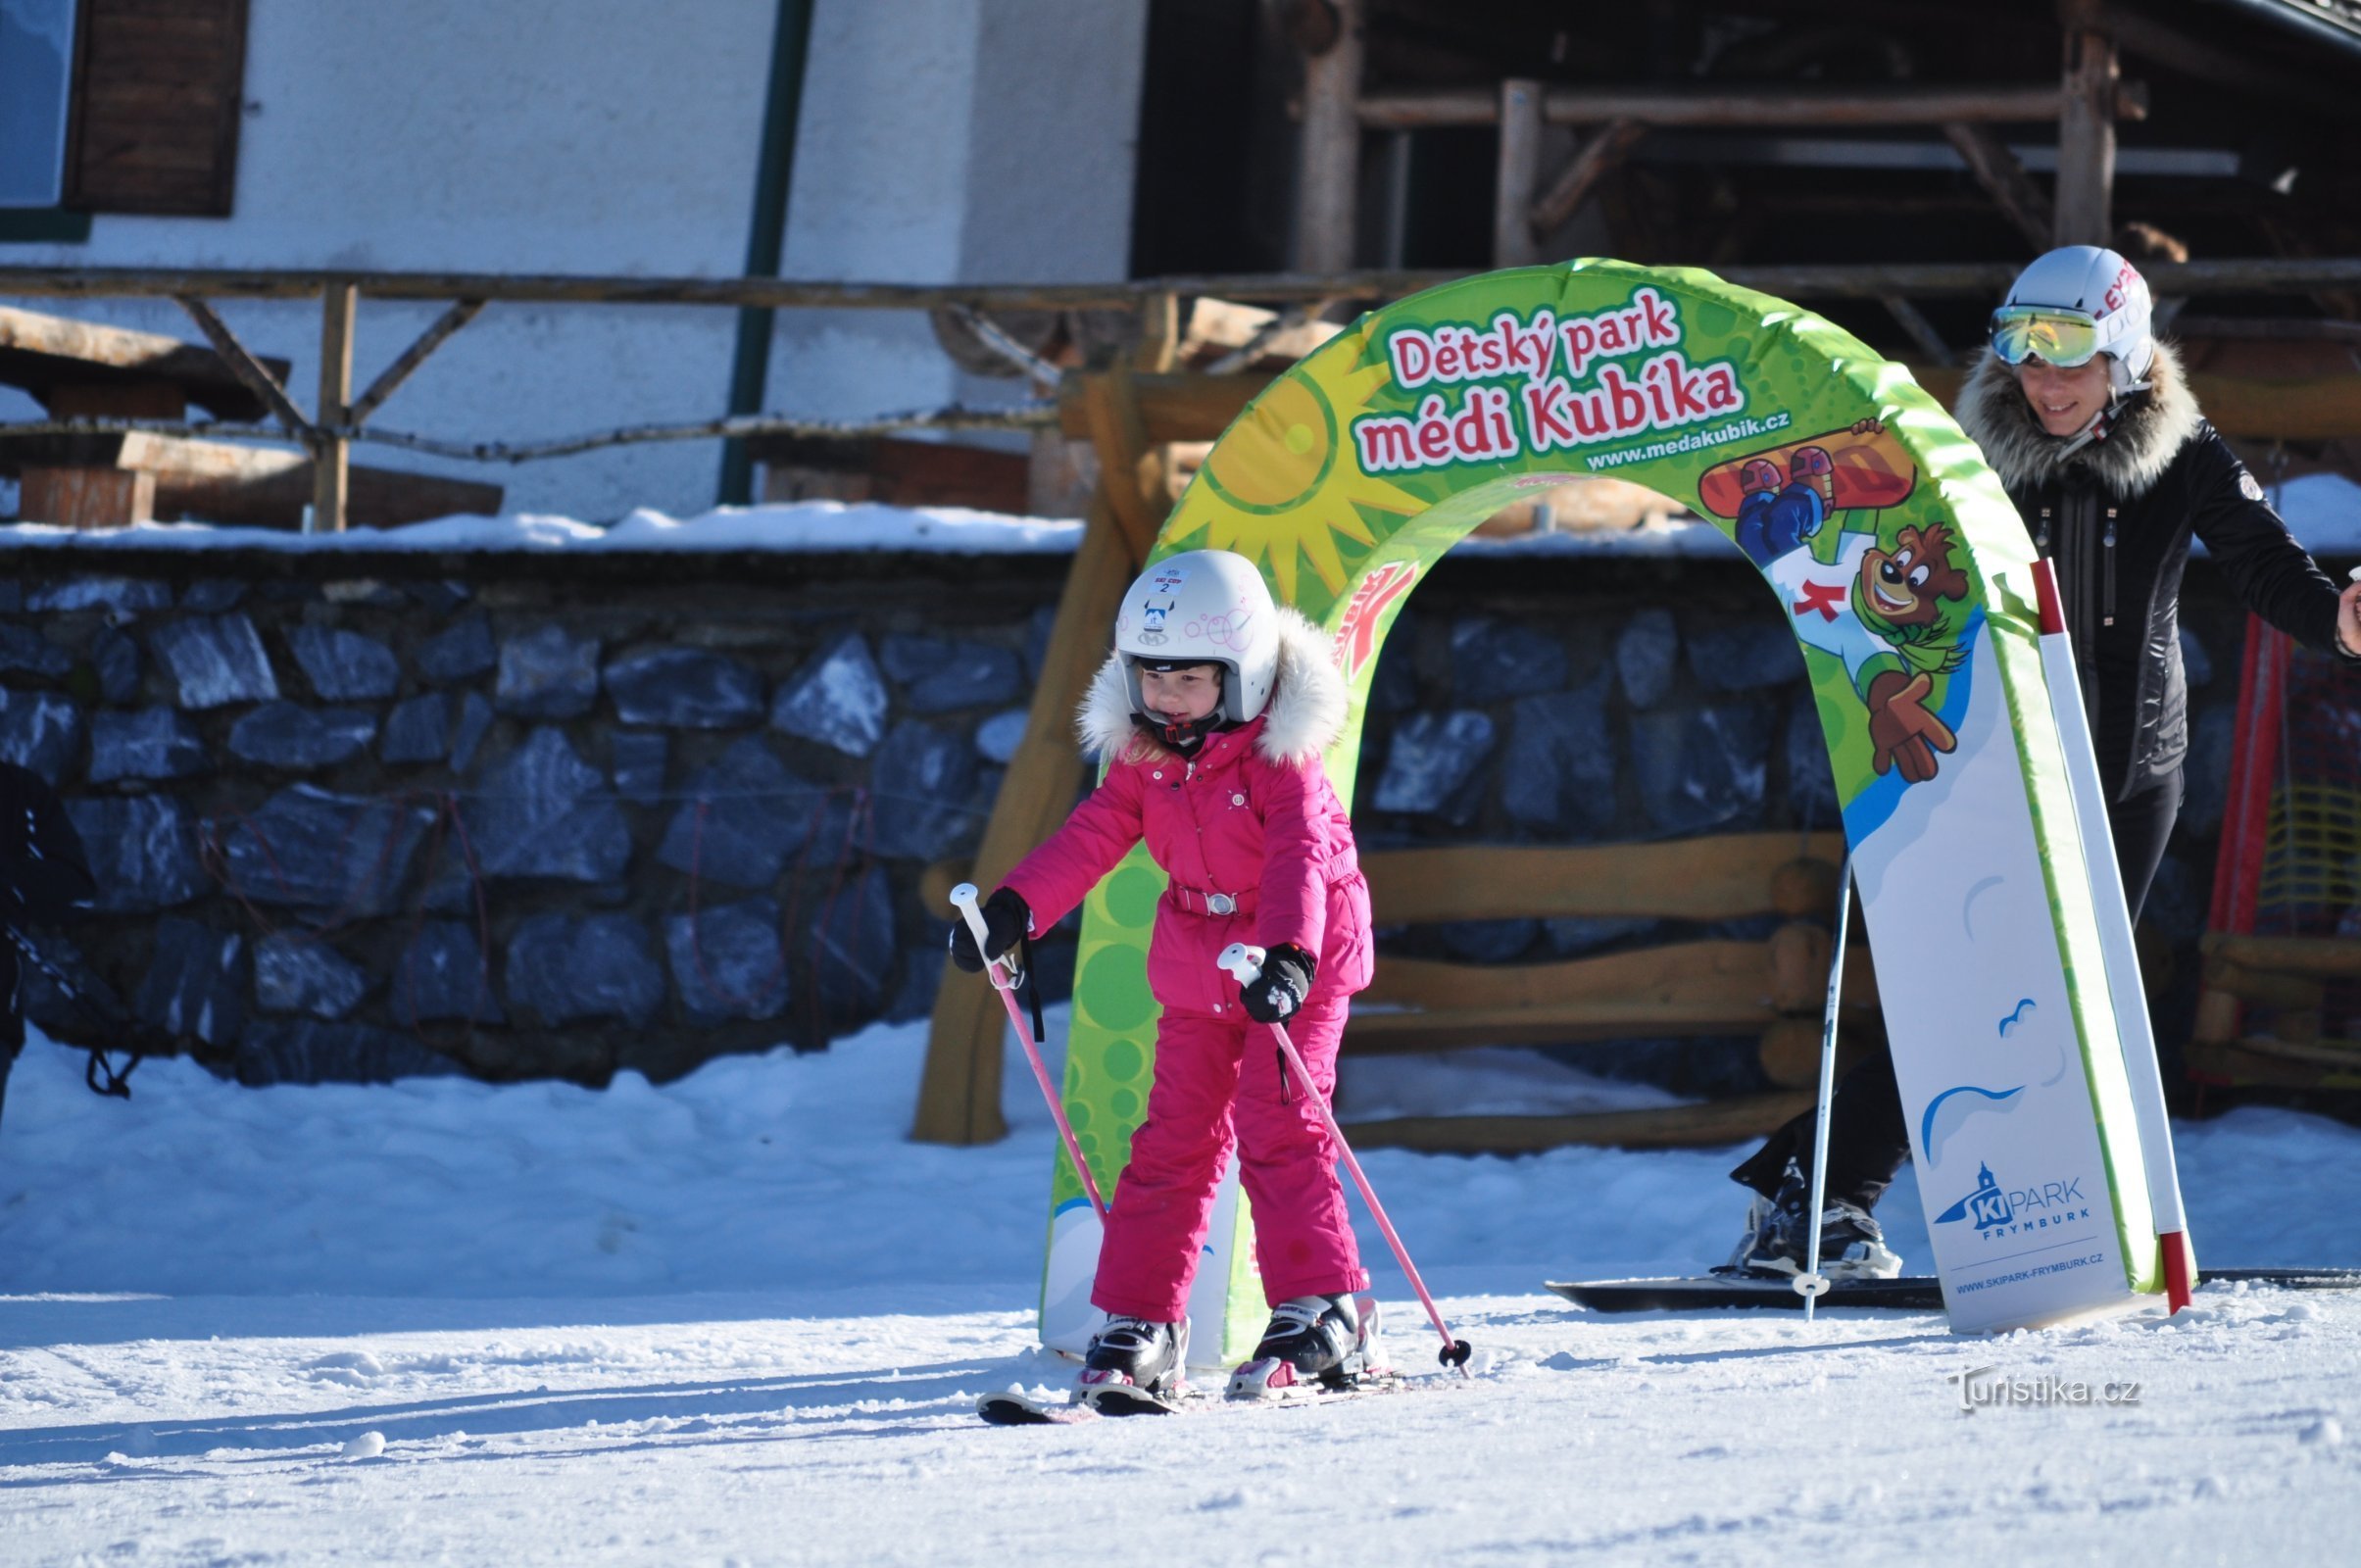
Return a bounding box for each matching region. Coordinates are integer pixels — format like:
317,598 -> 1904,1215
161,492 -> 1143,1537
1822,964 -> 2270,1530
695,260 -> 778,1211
1545,1266 -> 2361,1314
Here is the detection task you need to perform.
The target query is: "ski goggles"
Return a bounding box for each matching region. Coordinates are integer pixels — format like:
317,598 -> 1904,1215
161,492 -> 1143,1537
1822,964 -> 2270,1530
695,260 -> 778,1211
1988,307 -> 2103,368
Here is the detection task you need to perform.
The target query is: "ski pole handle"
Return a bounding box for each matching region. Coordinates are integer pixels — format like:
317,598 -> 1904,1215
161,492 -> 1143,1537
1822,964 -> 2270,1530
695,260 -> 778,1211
950,881 -> 1016,989
1217,943 -> 1265,987
949,880 -> 994,953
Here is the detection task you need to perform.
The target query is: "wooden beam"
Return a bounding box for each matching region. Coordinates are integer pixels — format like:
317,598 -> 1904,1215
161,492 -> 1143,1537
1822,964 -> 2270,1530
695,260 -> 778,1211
1294,0 -> 1362,274
172,296 -> 312,437
1494,78 -> 1546,268
2185,1039 -> 2361,1093
2200,933 -> 2361,979
1354,83 -> 2143,129
1059,371 -> 1268,445
350,298 -> 484,425
1908,366 -> 2361,441
1942,122 -> 2054,252
17,466 -> 155,528
313,283 -> 356,534
1134,291 -> 1181,373
1529,118 -> 1646,238
1361,835 -> 1845,925
11,259 -> 2361,312
1341,1092 -> 1816,1153
0,430 -> 502,526
2055,5 -> 2117,246
912,488 -> 1137,1146
1073,369 -> 1165,566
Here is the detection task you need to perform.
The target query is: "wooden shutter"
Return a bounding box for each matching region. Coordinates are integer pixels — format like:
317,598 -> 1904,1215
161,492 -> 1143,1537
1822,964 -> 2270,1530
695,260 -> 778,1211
64,0 -> 250,217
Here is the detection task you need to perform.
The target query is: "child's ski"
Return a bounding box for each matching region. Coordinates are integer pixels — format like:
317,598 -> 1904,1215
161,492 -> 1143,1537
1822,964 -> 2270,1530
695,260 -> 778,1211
976,1371 -> 1442,1426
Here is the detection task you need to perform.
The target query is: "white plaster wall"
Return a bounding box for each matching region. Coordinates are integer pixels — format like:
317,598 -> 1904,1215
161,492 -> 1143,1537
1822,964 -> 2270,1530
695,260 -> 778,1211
765,0 -> 1150,436
1,0 -> 1150,519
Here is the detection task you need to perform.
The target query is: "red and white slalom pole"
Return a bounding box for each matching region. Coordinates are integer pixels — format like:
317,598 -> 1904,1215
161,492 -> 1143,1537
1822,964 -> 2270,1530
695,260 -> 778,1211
2031,561 -> 2194,1311
950,883 -> 1108,1222
1216,943 -> 1473,1375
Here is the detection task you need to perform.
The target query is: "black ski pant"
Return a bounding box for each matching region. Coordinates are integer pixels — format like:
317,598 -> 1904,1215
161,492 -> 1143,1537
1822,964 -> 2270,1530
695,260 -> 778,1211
1732,767 -> 2184,1209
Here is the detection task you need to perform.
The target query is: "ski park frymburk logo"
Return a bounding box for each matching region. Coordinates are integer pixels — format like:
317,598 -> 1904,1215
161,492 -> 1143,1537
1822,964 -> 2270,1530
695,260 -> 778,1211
1935,1162 -> 2093,1241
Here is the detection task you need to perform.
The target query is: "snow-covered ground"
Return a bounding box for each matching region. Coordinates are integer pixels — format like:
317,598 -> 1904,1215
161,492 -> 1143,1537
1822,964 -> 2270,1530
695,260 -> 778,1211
2,1012 -> 2358,1566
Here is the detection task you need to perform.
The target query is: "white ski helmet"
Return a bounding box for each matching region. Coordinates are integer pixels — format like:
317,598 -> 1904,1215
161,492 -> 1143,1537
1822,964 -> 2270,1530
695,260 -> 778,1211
1112,550 -> 1281,725
1990,244 -> 2155,398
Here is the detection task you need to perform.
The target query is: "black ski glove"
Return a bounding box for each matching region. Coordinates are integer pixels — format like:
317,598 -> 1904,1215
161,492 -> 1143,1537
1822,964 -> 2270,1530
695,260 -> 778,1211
1240,944 -> 1314,1024
949,887 -> 1031,973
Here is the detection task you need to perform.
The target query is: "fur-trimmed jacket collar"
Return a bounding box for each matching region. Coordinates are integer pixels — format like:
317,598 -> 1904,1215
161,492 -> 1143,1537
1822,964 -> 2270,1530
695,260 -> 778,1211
1954,337 -> 2202,500
1076,605 -> 1349,769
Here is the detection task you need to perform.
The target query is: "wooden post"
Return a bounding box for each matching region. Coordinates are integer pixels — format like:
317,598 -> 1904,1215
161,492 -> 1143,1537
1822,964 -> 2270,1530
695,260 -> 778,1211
1134,291 -> 1180,373
1493,78 -> 1545,268
2054,2 -> 2116,247
911,489 -> 1140,1144
313,283 -> 356,533
1293,0 -> 1362,273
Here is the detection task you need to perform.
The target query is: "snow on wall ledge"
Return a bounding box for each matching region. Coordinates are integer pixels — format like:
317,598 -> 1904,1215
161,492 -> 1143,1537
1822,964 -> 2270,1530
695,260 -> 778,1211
6,468 -> 2353,561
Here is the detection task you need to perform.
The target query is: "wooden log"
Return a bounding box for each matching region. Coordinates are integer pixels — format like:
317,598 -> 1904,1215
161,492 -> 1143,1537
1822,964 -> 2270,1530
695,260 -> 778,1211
1341,1092 -> 1816,1153
16,466 -> 155,528
2201,958 -> 2327,1011
1529,118 -> 1647,238
1294,0 -> 1362,274
13,259 -> 2361,312
0,303 -> 287,419
1769,856 -> 1840,919
313,283 -> 356,534
1353,83 -> 2143,129
1758,1016 -> 1827,1090
1493,79 -> 1546,268
1942,122 -> 2053,252
1361,834 -> 1846,924
1073,369 -> 1164,567
1768,921 -> 1833,1013
2054,6 -> 2117,246
912,491 -> 1136,1146
2200,933 -> 2361,979
1880,296 -> 1955,368
2185,1039 -> 2361,1092
1134,291 -> 1181,373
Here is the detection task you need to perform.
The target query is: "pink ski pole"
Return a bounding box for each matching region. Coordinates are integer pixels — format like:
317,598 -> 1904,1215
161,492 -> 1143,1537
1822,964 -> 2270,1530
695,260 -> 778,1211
950,884 -> 1107,1221
1218,944 -> 1472,1375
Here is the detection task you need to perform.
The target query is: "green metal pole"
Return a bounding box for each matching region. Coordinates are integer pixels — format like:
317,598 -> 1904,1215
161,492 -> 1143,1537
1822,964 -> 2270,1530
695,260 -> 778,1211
717,0 -> 816,507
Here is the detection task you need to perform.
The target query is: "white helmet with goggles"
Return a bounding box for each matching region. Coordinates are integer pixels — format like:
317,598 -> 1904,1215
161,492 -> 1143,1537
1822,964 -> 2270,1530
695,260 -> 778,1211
1112,550 -> 1280,742
1989,244 -> 2155,398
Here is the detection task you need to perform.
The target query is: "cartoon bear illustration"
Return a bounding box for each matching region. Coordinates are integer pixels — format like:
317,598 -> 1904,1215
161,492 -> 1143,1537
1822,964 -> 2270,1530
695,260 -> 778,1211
1852,521 -> 1972,782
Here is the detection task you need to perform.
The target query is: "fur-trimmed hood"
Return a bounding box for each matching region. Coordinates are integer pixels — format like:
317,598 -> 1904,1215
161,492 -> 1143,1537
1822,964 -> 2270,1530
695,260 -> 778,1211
1076,604 -> 1349,768
1954,337 -> 2202,500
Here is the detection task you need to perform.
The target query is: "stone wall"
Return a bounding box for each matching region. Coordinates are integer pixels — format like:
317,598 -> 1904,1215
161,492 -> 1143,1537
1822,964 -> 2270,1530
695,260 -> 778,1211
0,542 -> 2248,1092
0,546 -> 1065,1087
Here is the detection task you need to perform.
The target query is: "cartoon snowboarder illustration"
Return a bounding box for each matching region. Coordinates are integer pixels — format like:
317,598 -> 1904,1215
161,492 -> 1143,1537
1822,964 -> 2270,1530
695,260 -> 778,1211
1733,419 -> 1887,567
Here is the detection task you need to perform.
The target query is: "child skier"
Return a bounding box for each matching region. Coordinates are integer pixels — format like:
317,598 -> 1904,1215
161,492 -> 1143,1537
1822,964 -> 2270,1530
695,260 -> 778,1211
950,548 -> 1379,1404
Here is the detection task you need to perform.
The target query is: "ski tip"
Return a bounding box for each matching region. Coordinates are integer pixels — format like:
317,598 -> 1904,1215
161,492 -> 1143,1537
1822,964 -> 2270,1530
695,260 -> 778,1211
975,1390 -> 1093,1425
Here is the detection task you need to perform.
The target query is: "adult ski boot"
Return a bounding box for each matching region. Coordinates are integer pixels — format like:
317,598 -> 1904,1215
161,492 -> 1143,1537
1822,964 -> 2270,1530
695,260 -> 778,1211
1075,1315 -> 1188,1415
1227,1292 -> 1389,1399
1736,1165 -> 1902,1281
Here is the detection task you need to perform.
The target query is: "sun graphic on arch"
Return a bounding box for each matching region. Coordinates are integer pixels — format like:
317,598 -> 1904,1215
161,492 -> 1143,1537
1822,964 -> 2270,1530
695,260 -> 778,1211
1158,353 -> 1427,612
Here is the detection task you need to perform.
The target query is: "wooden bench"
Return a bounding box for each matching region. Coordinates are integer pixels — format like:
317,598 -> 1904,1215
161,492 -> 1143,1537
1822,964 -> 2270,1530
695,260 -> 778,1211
0,305 -> 501,529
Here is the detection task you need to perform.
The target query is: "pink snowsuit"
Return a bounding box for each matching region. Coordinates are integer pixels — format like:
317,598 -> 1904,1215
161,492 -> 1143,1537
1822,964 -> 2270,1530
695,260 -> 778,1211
1003,617 -> 1374,1322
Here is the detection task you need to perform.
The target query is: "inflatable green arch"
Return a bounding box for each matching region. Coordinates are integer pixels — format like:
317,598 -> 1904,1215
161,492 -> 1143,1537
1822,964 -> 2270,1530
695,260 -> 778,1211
1036,260 -> 2181,1348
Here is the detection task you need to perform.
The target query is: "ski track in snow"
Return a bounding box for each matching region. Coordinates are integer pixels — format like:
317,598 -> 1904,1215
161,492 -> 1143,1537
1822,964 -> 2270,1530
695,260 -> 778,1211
1,1016 -> 2356,1565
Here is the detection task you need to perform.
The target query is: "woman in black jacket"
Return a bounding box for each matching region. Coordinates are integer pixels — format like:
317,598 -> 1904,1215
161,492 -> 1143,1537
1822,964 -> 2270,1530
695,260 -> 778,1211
1723,245 -> 2361,1281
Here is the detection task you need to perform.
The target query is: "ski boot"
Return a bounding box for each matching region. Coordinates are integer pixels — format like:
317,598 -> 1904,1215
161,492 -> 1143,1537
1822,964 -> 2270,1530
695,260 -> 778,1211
1075,1315 -> 1188,1415
1227,1292 -> 1389,1399
1736,1165 -> 1902,1282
